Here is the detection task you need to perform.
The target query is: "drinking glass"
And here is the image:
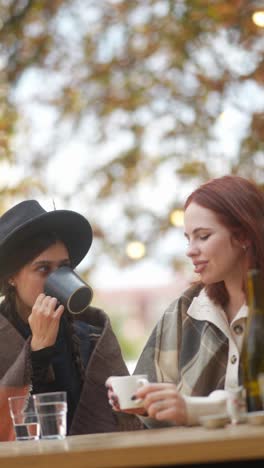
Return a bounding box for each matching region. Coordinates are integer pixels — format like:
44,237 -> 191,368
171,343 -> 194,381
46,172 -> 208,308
33,391 -> 67,440
8,395 -> 40,441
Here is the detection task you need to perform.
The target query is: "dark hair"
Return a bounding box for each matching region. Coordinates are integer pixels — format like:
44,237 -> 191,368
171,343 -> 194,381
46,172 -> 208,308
0,231 -> 63,294
0,231 -> 85,382
184,175 -> 264,307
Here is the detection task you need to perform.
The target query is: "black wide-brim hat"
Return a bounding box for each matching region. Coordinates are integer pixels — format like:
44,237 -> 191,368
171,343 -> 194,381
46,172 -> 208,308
0,200 -> 93,274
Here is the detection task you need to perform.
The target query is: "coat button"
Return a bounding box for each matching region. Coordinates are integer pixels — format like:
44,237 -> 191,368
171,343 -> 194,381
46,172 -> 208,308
234,325 -> 243,335
230,355 -> 237,364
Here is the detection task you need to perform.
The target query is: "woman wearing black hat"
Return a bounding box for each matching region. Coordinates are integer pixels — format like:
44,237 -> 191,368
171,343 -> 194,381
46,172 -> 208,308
0,200 -> 141,441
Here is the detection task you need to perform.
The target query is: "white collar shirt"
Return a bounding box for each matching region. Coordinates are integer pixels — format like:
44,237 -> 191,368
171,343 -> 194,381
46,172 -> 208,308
187,289 -> 248,390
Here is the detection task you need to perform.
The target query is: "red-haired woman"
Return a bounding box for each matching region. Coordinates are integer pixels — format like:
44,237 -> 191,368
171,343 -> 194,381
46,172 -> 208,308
107,175 -> 264,427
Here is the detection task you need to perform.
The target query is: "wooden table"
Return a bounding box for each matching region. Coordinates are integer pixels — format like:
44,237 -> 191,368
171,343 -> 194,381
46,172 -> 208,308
0,423 -> 263,468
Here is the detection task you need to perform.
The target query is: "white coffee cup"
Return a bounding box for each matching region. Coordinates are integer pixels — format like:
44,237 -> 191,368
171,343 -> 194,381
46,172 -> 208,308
108,375 -> 149,410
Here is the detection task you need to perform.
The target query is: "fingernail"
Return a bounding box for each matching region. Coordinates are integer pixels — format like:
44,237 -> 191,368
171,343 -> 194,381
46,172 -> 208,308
131,395 -> 136,401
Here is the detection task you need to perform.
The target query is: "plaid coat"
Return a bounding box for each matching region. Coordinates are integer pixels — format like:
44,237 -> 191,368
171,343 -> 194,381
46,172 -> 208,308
135,283 -> 231,397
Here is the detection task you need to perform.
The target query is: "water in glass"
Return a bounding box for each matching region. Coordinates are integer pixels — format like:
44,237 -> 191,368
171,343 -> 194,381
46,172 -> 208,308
35,402 -> 67,439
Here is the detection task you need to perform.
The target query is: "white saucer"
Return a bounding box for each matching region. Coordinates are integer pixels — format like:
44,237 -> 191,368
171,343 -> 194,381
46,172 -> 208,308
247,411 -> 264,425
199,414 -> 230,429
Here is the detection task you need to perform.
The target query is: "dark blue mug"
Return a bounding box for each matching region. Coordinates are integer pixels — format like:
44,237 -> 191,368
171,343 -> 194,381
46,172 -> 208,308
44,266 -> 93,314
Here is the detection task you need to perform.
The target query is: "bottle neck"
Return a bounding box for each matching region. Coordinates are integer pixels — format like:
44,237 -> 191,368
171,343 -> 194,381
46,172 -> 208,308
247,269 -> 264,312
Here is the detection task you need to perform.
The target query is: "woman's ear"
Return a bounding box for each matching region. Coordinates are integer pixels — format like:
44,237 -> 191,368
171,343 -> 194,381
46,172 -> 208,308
239,237 -> 251,251
231,230 -> 250,251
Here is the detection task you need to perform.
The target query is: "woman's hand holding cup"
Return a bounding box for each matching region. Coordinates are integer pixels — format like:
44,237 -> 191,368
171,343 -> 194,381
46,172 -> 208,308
135,382 -> 188,424
105,375 -> 149,415
29,293 -> 64,351
106,378 -> 188,425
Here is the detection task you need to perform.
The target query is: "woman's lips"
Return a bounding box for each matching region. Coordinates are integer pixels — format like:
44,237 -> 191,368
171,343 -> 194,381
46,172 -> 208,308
194,262 -> 208,274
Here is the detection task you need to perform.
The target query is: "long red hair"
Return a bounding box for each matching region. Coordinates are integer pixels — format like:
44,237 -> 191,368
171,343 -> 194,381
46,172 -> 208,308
184,175 -> 264,307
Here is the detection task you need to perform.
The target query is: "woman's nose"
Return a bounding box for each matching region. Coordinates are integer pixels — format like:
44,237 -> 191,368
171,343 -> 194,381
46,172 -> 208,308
186,243 -> 199,258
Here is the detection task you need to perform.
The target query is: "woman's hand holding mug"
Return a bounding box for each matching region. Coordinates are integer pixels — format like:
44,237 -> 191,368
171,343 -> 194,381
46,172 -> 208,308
105,375 -> 149,415
29,293 -> 64,351
106,377 -> 188,425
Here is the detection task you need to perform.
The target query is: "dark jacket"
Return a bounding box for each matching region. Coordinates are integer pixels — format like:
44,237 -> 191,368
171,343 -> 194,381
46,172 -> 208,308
0,305 -> 142,441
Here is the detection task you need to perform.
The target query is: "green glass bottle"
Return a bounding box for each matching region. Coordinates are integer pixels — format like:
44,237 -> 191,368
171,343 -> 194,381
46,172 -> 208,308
241,269 -> 264,412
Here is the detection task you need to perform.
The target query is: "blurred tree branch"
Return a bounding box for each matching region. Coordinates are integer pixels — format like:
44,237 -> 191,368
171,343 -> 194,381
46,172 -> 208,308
0,0 -> 263,268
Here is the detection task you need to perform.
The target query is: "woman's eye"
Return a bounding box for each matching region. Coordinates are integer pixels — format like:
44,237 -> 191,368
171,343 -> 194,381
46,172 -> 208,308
200,234 -> 209,241
38,265 -> 50,273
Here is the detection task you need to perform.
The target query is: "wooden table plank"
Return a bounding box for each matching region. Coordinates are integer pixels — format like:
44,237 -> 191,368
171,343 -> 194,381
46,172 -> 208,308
0,424 -> 263,467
